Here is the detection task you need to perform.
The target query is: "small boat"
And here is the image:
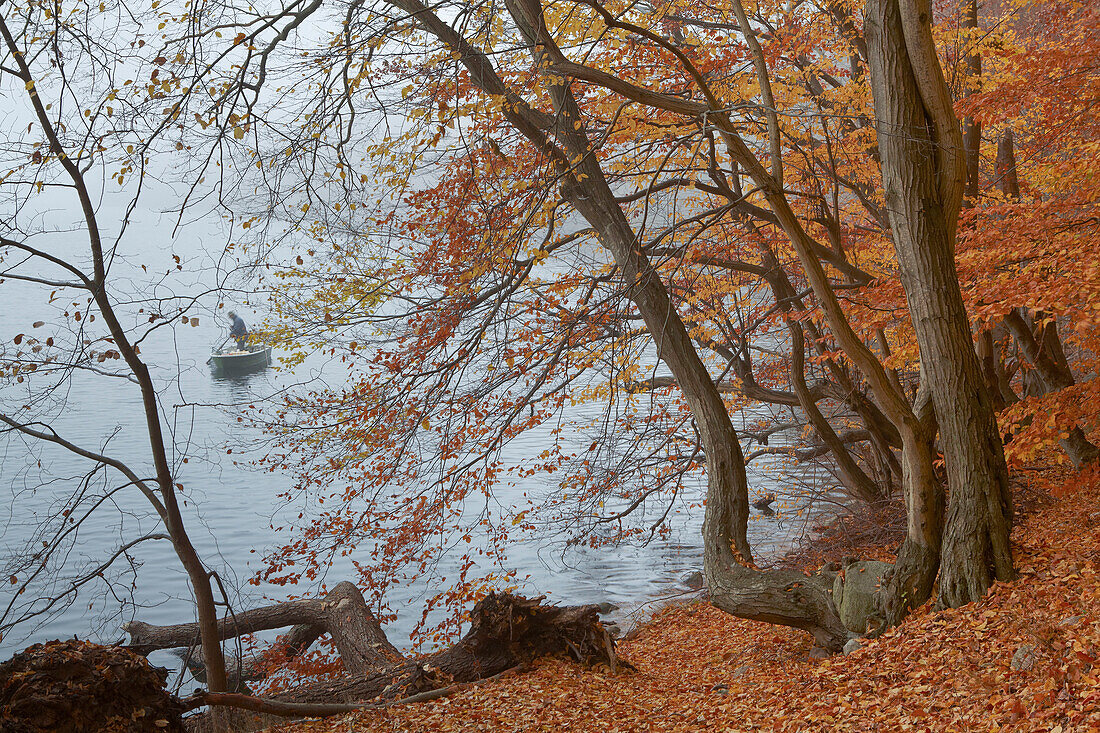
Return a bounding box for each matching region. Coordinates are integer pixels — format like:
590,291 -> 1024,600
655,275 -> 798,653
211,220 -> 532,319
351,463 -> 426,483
209,344 -> 272,375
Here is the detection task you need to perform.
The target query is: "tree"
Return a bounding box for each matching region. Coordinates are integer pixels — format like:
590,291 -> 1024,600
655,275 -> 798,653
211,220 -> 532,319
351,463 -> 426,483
0,0 -> 254,694
863,0 -> 1013,606
250,0 -> 1100,641
244,0 -> 928,647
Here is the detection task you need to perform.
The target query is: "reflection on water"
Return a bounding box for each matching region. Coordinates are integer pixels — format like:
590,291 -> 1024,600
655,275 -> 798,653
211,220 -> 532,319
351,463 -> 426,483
209,370 -> 268,387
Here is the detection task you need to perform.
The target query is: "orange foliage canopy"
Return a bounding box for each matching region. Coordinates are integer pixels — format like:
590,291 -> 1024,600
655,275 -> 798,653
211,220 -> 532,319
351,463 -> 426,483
256,0 -> 1098,640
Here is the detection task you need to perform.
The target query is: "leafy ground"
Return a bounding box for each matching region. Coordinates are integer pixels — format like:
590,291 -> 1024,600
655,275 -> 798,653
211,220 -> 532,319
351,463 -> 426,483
278,466 -> 1100,732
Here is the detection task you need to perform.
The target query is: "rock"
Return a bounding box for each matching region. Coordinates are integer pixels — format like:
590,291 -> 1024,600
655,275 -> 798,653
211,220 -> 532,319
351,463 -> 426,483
595,601 -> 619,614
1011,643 -> 1038,671
832,560 -> 892,634
807,647 -> 830,660
681,570 -> 705,590
752,493 -> 776,511
843,638 -> 863,655
604,623 -> 621,638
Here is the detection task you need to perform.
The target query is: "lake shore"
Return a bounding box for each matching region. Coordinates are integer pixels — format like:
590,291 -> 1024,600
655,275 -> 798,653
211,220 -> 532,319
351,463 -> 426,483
271,463 -> 1100,732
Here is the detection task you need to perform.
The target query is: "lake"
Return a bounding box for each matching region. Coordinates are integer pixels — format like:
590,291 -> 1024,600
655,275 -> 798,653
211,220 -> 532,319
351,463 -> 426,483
0,185 -> 838,690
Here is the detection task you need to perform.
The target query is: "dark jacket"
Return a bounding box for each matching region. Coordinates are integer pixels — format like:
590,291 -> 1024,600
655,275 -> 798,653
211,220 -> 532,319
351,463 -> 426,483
229,314 -> 248,340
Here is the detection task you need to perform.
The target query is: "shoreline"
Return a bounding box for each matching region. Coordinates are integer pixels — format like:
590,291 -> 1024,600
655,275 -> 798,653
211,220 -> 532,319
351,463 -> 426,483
267,465 -> 1098,732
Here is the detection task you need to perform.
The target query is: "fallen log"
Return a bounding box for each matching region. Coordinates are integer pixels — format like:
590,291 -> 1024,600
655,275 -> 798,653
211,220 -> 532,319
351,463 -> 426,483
183,664 -> 528,718
124,580 -> 400,683
172,620 -> 324,685
126,586 -> 627,721
270,592 -> 630,705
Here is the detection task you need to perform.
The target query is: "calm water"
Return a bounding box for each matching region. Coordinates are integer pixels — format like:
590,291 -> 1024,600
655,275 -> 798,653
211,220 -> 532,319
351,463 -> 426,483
0,186 -> 838,688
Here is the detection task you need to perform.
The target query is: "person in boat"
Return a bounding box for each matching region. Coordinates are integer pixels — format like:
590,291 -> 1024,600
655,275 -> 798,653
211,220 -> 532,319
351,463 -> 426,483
226,310 -> 249,350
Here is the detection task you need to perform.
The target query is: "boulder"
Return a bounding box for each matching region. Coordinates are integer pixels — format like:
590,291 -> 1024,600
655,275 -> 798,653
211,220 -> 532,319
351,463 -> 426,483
843,638 -> 863,655
1011,644 -> 1039,671
681,570 -> 705,590
832,560 -> 892,634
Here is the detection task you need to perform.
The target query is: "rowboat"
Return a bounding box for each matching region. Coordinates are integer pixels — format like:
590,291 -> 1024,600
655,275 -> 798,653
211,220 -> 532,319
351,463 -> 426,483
209,344 -> 272,375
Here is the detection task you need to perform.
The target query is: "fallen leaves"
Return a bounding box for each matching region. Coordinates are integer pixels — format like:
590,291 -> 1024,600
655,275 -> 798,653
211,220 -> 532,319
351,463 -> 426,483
275,467 -> 1100,733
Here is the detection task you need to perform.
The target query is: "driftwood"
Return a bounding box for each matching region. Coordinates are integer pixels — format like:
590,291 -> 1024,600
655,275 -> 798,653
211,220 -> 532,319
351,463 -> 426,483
125,585 -> 626,720
752,493 -> 777,515
272,592 -> 628,705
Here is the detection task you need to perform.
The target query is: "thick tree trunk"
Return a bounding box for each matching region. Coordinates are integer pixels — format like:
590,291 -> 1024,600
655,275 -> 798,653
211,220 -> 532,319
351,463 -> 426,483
865,0 -> 1014,607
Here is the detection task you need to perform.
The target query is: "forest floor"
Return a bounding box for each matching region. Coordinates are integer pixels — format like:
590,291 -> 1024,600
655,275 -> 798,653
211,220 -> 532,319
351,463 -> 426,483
275,464 -> 1100,732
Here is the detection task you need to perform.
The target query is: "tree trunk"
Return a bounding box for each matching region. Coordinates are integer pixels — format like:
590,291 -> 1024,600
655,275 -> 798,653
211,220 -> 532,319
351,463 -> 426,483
1003,310 -> 1100,467
876,382 -> 942,627
491,0 -> 850,650
275,593 -> 625,704
134,590 -> 625,722
0,14 -> 231,694
789,320 -> 884,503
125,581 -> 399,686
995,129 -> 1021,199
864,0 -> 1014,608
962,0 -> 982,204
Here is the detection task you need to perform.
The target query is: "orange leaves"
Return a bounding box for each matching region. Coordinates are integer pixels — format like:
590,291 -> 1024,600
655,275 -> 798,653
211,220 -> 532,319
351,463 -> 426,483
275,468 -> 1100,733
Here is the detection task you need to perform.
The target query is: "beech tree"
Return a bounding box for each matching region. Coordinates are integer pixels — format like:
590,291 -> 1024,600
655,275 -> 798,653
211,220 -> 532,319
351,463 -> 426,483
246,0 -> 1097,649
862,0 -> 1013,607
0,13 -> 232,695
6,0 -> 1096,717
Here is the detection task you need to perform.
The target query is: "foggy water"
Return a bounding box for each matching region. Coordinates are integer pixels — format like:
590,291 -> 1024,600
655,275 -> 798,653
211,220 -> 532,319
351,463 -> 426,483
0,185 -> 840,689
